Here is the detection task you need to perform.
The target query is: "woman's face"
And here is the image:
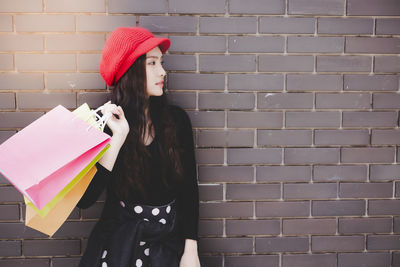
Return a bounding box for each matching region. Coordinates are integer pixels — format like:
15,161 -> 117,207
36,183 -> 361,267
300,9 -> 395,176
145,46 -> 166,97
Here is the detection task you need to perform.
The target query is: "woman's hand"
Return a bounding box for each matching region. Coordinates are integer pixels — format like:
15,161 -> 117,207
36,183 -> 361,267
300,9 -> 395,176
101,101 -> 129,142
179,239 -> 201,267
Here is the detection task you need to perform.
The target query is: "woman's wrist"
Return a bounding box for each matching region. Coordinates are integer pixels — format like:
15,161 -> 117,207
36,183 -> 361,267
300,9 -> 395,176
183,239 -> 198,254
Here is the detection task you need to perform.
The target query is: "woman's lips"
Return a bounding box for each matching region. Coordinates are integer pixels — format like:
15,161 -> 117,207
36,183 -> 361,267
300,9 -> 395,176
156,81 -> 164,87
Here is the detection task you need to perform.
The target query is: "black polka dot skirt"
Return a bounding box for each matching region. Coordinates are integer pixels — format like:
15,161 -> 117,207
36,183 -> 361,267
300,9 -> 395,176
99,200 -> 176,267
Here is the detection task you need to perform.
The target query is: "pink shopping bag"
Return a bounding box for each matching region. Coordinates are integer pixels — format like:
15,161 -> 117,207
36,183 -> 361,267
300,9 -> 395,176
0,105 -> 110,210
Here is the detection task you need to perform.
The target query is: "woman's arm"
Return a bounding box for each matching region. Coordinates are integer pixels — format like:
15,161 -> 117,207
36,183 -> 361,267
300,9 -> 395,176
180,239 -> 201,267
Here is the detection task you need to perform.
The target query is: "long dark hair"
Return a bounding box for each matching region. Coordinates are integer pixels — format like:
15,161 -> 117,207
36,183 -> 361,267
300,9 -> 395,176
110,53 -> 183,201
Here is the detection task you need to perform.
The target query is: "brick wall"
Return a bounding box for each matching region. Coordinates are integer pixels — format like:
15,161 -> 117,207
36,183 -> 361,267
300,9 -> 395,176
0,0 -> 400,266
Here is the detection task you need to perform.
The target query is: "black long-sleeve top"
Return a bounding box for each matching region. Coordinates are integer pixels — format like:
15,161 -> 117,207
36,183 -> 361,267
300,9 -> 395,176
77,105 -> 199,241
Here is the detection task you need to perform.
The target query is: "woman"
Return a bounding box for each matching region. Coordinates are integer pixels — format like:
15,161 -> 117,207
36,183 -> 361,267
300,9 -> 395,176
78,27 -> 201,267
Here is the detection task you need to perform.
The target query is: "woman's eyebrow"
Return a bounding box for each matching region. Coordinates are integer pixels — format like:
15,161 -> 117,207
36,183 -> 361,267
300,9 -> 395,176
146,56 -> 161,59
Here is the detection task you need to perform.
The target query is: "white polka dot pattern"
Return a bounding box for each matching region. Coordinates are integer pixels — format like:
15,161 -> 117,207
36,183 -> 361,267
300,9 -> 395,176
101,250 -> 107,259
102,262 -> 108,267
134,206 -> 143,214
140,241 -> 146,246
159,218 -> 166,224
136,259 -> 143,267
119,201 -> 125,208
144,248 -> 150,256
151,208 -> 160,216
166,205 -> 171,214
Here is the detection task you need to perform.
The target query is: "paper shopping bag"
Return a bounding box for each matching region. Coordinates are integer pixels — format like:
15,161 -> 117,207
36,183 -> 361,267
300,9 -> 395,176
0,105 -> 111,210
25,165 -> 97,236
24,103 -> 108,217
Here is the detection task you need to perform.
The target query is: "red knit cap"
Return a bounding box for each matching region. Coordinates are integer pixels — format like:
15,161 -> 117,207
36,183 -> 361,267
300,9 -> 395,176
99,27 -> 170,86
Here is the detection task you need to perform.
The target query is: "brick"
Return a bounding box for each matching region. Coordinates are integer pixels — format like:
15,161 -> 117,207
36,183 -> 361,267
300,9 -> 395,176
163,55 -> 196,72
285,148 -> 340,164
139,16 -> 196,33
343,112 -> 397,127
18,93 -> 76,110
200,55 -> 256,72
46,0 -> 105,12
283,218 -> 336,234
52,258 -> 81,267
227,219 -> 280,235
339,218 -> 392,234
347,0 -> 400,15
369,200 -> 400,215
315,130 -> 370,145
0,240 -> 21,256
373,93 -> 400,109
225,255 -> 279,267
260,17 -> 314,33
0,112 -> 43,128
0,131 -> 15,146
259,55 -> 314,72
372,130 -> 400,145
81,202 -> 104,219
0,259 -> 49,267
395,217 -> 400,232
316,93 -> 371,109
109,0 -> 165,13
77,92 -> 110,109
226,183 -> 281,200
227,111 -> 283,128
289,0 -> 345,15
199,93 -> 254,110
314,165 -> 367,182
200,17 -> 257,34
256,201 -> 309,217
346,37 -> 400,54
312,236 -> 364,252
229,74 -> 284,91
0,204 -> 19,220
284,183 -> 337,199
199,238 -> 252,253
169,0 -> 224,13
187,111 -> 225,128
375,56 -> 400,73
258,93 -> 312,109
0,93 -> 14,109
376,19 -> 400,35
228,36 -> 284,53
198,166 -> 253,183
0,15 -> 12,31
340,182 -> 392,198
317,56 -> 371,72
77,15 -> 136,32
286,112 -> 341,128
16,54 -> 76,71
24,239 -> 80,256
370,165 -> 400,181
197,130 -> 254,148
257,165 -> 311,182
199,220 -> 223,236
169,36 -> 225,53
256,237 -> 309,252
46,73 -> 105,90
53,221 -> 96,238
0,34 -> 43,51
313,200 -> 365,216
258,130 -> 312,147
338,253 -> 391,267
394,253 -> 400,267
229,0 -> 284,14
168,73 -> 224,90
288,36 -> 344,53
0,73 -> 43,90
77,54 -> 101,71
344,74 -> 398,91
196,149 -> 224,164
46,34 -> 105,51
199,184 -> 223,201
16,15 -> 74,32
167,92 -> 196,109
368,235 -> 400,250
200,256 -> 222,267
0,0 -> 42,12
342,148 -> 395,164
227,148 -> 282,164
199,202 -> 253,218
318,18 -> 373,34
287,74 -> 342,91
0,54 -> 13,70
0,222 -> 46,238
283,254 -> 336,267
